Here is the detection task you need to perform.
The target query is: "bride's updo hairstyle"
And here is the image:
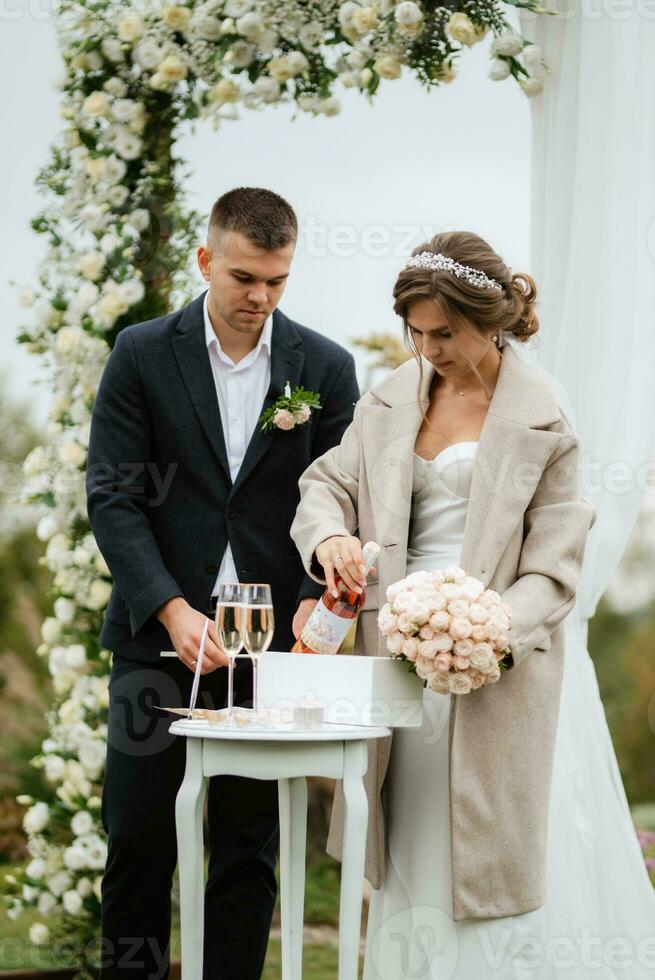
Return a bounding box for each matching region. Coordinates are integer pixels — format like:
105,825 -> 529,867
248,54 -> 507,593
392,230 -> 539,400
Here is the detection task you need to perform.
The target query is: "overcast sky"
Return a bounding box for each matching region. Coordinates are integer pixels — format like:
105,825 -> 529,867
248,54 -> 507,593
0,8 -> 530,428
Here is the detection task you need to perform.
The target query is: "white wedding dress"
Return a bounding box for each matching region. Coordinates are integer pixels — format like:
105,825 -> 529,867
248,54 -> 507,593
363,442 -> 655,980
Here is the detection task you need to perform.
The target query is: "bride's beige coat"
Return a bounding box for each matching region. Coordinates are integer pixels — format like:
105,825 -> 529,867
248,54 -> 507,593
290,343 -> 596,920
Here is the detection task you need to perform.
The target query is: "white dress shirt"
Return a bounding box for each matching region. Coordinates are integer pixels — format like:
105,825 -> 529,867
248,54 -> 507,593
203,290 -> 273,595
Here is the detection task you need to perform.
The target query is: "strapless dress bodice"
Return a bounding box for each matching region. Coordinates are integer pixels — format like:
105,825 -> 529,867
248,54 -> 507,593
405,440 -> 478,575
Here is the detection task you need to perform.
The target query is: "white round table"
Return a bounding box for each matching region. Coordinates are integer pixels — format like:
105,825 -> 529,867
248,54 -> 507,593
171,716 -> 391,980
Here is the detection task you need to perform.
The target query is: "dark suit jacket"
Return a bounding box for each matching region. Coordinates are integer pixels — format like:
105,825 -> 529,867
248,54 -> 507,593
86,289 -> 360,664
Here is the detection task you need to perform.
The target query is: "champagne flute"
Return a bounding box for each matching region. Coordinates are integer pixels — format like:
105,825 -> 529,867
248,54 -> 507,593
239,584 -> 275,718
215,583 -> 245,723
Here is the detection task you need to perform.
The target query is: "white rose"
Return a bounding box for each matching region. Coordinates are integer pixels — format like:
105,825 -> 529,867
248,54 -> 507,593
29,923 -> 49,945
133,39 -> 165,70
489,58 -> 511,82
81,834 -> 108,870
84,157 -> 105,182
23,802 -> 50,835
163,4 -> 192,30
77,877 -> 93,897
209,78 -> 240,105
224,0 -> 254,16
338,1 -> 360,30
82,91 -> 110,117
47,870 -> 72,897
72,281 -> 100,314
71,810 -> 94,836
267,55 -> 296,82
104,78 -> 128,98
346,49 -> 368,69
65,644 -> 87,670
59,699 -> 84,726
76,251 -> 105,281
373,54 -> 402,79
395,1 -> 422,28
111,98 -> 140,124
23,446 -> 49,477
36,516 -> 59,542
78,740 -> 106,777
225,40 -> 254,67
58,440 -> 87,468
520,76 -> 543,97
446,11 -> 487,46
54,669 -> 78,696
85,578 -> 113,611
63,890 -> 83,915
127,208 -> 150,232
191,13 -> 223,39
523,43 -> 542,68
236,11 -> 263,39
54,597 -> 76,624
114,129 -> 143,160
490,31 -> 523,57
63,846 -> 87,871
158,53 -> 188,83
26,858 -> 46,880
298,21 -> 323,49
117,13 -> 145,43
252,75 -> 280,103
18,287 -> 36,307
97,290 -> 128,326
352,5 -> 378,33
117,279 -> 145,306
43,755 -> 66,782
80,202 -> 109,232
101,38 -> 124,63
41,616 -> 61,643
319,97 -> 340,116
38,891 -> 57,917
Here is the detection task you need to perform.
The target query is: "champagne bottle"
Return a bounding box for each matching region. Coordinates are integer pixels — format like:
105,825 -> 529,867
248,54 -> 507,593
291,541 -> 381,655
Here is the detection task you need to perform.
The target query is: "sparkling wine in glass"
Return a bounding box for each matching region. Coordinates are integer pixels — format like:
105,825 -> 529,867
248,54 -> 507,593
239,584 -> 275,717
215,583 -> 245,722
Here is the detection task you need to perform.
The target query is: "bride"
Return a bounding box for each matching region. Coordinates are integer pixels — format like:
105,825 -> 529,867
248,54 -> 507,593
291,232 -> 655,978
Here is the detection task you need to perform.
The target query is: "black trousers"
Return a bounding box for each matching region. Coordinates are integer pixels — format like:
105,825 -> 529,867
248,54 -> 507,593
100,648 -> 279,980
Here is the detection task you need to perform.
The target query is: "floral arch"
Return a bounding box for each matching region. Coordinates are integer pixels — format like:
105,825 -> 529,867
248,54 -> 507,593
9,0 -> 547,969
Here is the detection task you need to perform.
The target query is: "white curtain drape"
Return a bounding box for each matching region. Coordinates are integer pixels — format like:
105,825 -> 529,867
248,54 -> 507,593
519,0 -> 655,622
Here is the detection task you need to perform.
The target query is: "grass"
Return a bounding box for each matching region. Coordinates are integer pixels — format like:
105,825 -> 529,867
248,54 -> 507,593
0,855 -> 360,977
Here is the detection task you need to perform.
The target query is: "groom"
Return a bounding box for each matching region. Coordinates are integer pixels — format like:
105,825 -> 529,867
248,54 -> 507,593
86,186 -> 359,978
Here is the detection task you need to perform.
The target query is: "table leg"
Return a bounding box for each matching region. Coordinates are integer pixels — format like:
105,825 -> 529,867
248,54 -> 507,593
338,740 -> 369,980
278,776 -> 308,980
175,738 -> 208,980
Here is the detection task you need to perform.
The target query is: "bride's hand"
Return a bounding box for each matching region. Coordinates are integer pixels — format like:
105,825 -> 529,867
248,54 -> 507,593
315,535 -> 370,598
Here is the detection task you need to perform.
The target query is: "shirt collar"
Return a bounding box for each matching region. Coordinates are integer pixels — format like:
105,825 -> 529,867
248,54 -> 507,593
203,289 -> 272,365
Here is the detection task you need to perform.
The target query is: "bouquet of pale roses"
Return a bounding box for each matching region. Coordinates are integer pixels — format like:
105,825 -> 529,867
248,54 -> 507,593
377,566 -> 513,695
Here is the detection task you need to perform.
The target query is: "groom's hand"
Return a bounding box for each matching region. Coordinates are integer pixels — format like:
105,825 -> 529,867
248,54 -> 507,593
156,597 -> 228,673
292,598 -> 319,640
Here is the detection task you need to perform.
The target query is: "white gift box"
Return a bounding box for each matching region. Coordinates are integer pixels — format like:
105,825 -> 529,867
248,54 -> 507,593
257,651 -> 424,728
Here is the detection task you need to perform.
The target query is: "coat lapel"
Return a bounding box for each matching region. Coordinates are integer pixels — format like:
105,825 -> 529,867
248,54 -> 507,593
171,291 -> 231,483
230,308 -> 305,497
172,297 -> 306,496
363,344 -> 563,587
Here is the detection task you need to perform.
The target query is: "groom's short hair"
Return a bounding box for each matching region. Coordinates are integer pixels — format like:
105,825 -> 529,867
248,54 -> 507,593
208,187 -> 298,251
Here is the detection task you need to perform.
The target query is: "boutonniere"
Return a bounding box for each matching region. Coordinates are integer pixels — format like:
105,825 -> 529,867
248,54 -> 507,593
259,381 -> 322,433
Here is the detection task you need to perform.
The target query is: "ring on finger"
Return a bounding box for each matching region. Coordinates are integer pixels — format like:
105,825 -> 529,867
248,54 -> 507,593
335,554 -> 342,562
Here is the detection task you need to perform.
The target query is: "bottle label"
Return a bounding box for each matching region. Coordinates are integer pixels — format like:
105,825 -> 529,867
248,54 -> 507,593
299,598 -> 354,655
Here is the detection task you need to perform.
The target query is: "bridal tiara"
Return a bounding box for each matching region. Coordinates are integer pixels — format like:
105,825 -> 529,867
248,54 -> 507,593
404,251 -> 503,292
